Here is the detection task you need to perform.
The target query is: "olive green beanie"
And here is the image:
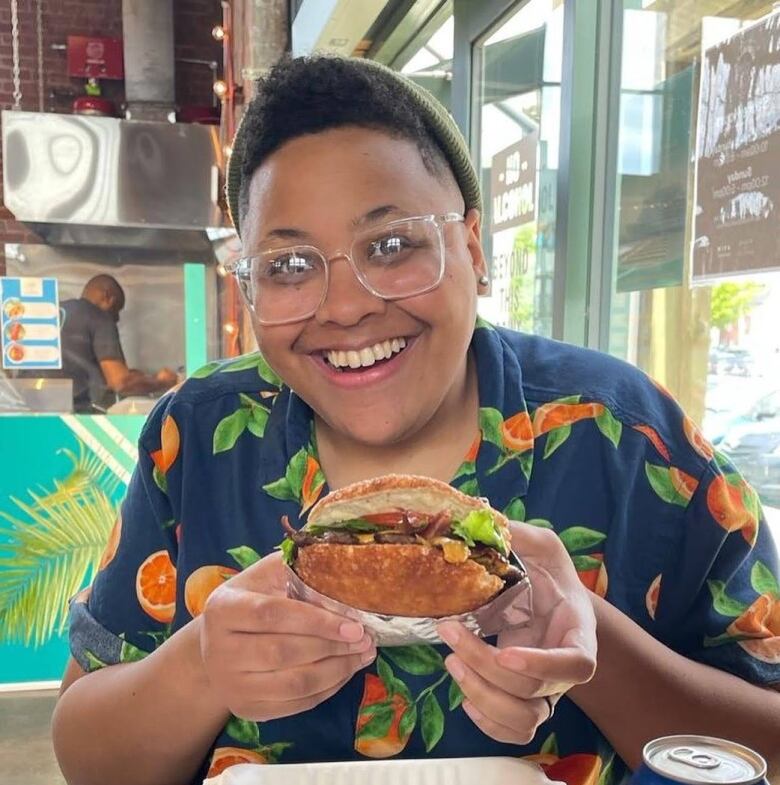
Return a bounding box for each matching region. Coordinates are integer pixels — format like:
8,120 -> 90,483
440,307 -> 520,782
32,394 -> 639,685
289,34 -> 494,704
225,56 -> 481,238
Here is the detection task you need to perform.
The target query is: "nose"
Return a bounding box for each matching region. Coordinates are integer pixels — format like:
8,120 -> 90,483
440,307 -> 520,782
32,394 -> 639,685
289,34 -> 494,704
314,254 -> 386,326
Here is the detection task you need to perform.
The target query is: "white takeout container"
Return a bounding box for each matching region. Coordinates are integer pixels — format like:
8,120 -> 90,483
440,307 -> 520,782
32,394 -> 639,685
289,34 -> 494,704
205,757 -> 558,785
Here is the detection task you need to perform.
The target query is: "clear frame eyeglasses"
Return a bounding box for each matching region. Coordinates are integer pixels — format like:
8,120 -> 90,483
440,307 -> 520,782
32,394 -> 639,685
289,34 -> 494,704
224,212 -> 464,326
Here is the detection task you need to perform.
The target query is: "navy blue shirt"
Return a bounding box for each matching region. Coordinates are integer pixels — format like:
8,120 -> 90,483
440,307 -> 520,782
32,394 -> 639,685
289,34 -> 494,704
70,320 -> 780,782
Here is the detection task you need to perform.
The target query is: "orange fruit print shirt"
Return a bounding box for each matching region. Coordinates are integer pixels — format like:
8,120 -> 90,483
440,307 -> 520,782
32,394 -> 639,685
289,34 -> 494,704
70,319 -> 780,784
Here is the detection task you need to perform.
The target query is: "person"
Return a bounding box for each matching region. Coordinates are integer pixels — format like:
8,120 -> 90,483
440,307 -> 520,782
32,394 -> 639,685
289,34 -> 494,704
52,56 -> 780,785
42,275 -> 177,412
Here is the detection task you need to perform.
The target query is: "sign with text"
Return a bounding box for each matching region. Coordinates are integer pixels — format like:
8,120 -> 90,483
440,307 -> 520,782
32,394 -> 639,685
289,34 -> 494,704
0,277 -> 62,370
490,134 -> 538,234
692,11 -> 780,283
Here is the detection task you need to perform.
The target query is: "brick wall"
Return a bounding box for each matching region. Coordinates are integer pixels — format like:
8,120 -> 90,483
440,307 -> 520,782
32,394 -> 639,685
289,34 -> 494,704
0,0 -> 223,274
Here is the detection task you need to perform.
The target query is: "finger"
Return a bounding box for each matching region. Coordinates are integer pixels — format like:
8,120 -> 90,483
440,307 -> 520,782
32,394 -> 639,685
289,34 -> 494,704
238,649 -> 376,702
227,631 -> 373,671
211,588 -> 366,642
438,622 -> 543,700
237,674 -> 352,722
461,699 -> 541,746
507,521 -> 568,561
496,643 -> 596,688
446,654 -> 546,738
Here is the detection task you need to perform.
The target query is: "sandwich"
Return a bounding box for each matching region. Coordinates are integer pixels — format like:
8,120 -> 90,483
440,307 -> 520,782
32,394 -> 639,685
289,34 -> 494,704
279,474 -> 524,617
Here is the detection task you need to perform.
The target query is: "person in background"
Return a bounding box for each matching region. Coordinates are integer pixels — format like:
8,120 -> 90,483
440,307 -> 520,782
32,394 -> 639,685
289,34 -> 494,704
50,274 -> 177,412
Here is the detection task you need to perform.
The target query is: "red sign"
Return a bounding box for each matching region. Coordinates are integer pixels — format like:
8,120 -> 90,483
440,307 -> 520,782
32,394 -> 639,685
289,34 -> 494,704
67,36 -> 124,80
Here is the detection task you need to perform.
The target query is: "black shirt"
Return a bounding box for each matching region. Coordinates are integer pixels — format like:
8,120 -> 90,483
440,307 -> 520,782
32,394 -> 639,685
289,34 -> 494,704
38,298 -> 125,412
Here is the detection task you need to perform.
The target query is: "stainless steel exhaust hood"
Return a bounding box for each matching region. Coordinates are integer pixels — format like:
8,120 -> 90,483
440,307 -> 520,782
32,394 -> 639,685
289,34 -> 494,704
2,110 -> 227,254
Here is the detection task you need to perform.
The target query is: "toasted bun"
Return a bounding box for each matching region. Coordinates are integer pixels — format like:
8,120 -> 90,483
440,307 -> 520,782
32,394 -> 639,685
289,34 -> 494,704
307,474 -> 511,548
295,543 -> 504,617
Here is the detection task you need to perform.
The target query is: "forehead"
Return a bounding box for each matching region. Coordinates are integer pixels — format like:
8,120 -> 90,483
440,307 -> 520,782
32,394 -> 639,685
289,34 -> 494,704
243,127 -> 459,240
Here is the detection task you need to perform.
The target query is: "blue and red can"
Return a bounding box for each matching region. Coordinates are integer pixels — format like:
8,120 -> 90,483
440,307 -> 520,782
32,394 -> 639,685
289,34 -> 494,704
631,736 -> 768,785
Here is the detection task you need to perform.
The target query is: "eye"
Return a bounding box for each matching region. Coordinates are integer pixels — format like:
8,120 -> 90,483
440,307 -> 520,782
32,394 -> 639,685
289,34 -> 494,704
264,252 -> 317,277
366,234 -> 414,260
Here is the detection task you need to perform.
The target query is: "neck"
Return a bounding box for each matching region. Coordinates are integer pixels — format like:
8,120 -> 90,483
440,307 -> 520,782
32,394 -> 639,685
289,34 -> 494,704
315,350 -> 480,489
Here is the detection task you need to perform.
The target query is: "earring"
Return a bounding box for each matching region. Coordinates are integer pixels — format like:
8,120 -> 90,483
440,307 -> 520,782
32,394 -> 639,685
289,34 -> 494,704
478,275 -> 489,286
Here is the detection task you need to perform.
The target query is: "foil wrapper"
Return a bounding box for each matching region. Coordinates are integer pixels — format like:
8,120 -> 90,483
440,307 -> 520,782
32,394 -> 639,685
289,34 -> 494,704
285,552 -> 533,647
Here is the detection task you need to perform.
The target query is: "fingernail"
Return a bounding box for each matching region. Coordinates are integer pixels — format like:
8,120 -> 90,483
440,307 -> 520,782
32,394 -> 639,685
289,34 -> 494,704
497,650 -> 525,671
361,648 -> 377,665
446,655 -> 465,681
339,621 -> 364,642
438,622 -> 461,646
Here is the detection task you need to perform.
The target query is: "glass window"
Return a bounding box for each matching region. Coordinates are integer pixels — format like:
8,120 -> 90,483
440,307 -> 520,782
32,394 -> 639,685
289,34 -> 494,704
472,0 -> 565,337
608,2 -> 780,522
399,13 -> 454,111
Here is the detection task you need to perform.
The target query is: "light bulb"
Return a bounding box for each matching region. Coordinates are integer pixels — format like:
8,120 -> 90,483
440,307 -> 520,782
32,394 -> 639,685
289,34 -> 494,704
212,25 -> 225,42
212,79 -> 228,99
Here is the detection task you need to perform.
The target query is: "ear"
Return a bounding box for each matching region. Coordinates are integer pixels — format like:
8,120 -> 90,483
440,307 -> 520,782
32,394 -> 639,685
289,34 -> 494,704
463,208 -> 489,292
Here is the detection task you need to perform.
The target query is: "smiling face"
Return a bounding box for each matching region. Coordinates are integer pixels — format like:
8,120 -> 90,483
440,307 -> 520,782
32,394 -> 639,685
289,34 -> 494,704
241,126 -> 487,447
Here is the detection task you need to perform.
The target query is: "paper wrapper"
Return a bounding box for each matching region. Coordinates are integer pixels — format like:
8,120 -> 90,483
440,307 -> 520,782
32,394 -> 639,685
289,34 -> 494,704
285,553 -> 533,646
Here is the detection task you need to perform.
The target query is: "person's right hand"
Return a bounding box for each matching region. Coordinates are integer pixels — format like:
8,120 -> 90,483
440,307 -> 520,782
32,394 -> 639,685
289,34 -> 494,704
199,551 -> 376,722
155,367 -> 178,387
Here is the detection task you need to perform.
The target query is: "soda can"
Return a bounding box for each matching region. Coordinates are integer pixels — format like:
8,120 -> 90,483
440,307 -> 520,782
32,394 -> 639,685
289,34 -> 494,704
631,736 -> 768,785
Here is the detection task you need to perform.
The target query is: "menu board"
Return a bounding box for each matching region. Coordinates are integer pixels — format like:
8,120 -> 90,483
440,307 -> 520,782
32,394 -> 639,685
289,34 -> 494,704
0,277 -> 62,370
692,11 -> 780,283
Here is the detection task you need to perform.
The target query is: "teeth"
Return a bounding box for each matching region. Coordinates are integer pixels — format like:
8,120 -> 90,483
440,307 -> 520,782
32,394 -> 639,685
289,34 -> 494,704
325,337 -> 408,369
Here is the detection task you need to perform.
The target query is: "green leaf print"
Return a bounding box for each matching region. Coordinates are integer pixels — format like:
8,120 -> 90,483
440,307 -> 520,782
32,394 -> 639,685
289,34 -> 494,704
263,476 -> 296,501
223,354 -> 265,373
285,448 -> 309,499
257,354 -> 283,387
383,645 -> 445,676
571,554 -> 603,571
452,459 -> 476,482
525,518 -> 554,529
226,715 -> 261,746
228,546 -> 262,570
595,408 -> 622,449
119,637 -> 147,664
377,656 -> 395,692
475,315 -> 495,331
357,702 -> 395,741
713,450 -> 734,473
247,406 -> 269,438
152,466 -> 168,493
543,424 -> 571,459
398,703 -> 418,739
263,742 -> 293,761
704,631 -> 753,648
190,360 -> 222,378
750,562 -> 780,598
456,478 -> 480,497
645,463 -> 688,507
539,732 -> 558,755
448,678 -> 464,710
707,580 -> 749,617
504,498 -> 526,522
559,526 -> 606,553
421,692 -> 445,752
597,754 -> 616,785
213,408 -> 250,454
479,407 -> 505,449
83,650 -> 107,671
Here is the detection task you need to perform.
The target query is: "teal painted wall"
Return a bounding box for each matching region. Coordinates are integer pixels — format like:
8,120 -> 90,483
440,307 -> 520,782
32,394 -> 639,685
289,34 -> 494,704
0,415 -> 144,684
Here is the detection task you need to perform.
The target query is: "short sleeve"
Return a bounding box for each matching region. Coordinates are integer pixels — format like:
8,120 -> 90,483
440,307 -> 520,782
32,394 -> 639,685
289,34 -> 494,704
92,313 -> 125,363
673,453 -> 780,688
68,399 -> 178,671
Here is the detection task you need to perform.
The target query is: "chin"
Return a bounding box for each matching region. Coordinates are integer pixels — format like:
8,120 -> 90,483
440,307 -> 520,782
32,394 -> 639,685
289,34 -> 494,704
324,412 -> 420,447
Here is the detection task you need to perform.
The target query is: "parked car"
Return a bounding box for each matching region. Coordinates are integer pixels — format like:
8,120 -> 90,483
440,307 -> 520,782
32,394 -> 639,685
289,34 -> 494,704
714,390 -> 780,509
708,346 -> 755,376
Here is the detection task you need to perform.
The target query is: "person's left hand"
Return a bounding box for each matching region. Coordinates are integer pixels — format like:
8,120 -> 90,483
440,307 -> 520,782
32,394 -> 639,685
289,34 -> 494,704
437,522 -> 597,744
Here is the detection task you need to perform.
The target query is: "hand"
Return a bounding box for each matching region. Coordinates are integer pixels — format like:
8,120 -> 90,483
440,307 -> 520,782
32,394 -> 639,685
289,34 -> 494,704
155,367 -> 178,387
437,522 -> 597,744
200,551 -> 376,722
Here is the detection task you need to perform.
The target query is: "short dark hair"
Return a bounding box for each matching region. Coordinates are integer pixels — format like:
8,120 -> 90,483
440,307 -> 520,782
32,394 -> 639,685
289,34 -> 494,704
83,274 -> 125,310
237,55 -> 455,225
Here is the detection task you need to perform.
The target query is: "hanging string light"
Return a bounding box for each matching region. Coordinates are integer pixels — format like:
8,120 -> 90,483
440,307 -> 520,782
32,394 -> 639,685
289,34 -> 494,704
10,0 -> 22,110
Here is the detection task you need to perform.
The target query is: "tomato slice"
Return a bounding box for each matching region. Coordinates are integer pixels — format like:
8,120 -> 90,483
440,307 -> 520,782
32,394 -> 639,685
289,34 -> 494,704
360,511 -> 433,527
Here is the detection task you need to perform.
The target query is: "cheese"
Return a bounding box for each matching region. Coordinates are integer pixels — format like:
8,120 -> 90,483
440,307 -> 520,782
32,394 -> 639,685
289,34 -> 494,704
356,533 -> 375,544
433,537 -> 470,564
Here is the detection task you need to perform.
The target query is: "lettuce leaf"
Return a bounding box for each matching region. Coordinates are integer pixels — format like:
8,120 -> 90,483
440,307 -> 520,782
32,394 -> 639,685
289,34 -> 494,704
304,519 -> 382,536
451,510 -> 508,556
278,538 -> 296,565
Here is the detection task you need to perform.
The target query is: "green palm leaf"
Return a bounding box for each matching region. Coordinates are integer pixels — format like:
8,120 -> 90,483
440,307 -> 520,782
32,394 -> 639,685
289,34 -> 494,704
0,447 -> 120,647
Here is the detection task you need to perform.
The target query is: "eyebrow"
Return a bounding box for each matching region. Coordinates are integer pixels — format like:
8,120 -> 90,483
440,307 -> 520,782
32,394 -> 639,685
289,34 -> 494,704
261,205 -> 407,242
